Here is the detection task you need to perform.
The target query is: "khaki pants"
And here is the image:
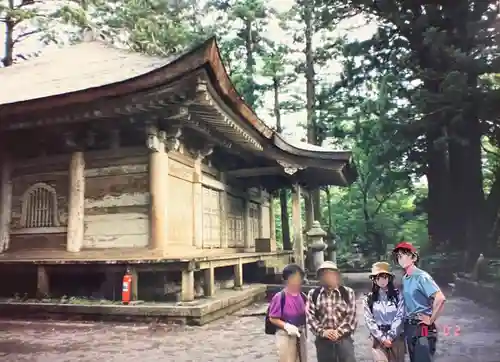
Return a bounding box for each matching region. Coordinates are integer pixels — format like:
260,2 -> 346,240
371,337 -> 405,362
275,328 -> 307,362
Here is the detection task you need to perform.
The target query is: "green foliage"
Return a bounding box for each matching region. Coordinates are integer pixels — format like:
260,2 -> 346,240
92,0 -> 210,55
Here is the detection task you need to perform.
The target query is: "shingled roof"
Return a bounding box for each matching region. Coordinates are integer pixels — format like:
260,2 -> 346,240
0,42 -> 170,106
0,37 -> 356,185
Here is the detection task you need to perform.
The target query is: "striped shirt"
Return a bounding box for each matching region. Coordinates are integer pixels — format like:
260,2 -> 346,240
306,286 -> 357,337
363,289 -> 404,341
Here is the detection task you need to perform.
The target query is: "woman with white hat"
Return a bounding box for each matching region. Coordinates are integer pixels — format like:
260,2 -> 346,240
363,262 -> 405,362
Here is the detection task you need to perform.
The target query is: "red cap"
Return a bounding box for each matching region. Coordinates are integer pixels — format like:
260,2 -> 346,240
393,241 -> 417,253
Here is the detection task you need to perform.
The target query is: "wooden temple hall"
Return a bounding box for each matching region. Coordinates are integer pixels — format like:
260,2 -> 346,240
0,36 -> 354,304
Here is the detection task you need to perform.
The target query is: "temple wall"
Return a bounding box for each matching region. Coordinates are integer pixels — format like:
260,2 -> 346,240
5,147 -> 273,253
83,149 -> 149,248
167,155 -> 194,246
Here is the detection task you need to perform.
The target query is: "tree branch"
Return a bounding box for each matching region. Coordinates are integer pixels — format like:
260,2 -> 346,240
13,29 -> 42,44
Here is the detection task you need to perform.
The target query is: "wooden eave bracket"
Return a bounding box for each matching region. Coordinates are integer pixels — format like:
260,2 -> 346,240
195,80 -> 263,152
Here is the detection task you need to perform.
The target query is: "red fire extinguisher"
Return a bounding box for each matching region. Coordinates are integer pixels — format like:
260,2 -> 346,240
122,268 -> 132,305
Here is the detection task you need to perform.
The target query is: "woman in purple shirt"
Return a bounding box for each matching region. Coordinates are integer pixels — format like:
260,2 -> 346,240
268,264 -> 307,362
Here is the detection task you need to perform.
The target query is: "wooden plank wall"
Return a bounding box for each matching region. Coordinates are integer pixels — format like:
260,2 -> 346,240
167,157 -> 194,245
83,150 -> 149,248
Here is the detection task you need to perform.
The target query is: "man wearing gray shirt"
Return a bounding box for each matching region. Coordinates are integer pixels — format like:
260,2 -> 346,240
363,262 -> 405,362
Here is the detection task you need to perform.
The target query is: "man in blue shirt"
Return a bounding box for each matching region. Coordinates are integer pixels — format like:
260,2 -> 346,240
392,242 -> 446,362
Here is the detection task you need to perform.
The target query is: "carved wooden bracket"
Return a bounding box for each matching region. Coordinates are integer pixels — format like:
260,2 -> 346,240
277,160 -> 305,175
146,123 -> 162,152
63,131 -> 85,151
165,125 -> 183,152
194,143 -> 214,160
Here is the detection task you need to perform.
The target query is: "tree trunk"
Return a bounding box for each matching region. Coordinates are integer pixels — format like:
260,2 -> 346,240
2,0 -> 15,67
426,126 -> 452,251
280,189 -> 292,250
273,76 -> 291,250
448,116 -> 485,262
244,19 -> 256,108
303,3 -> 322,223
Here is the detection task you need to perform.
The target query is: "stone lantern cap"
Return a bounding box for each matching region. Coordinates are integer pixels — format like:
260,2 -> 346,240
306,220 -> 327,237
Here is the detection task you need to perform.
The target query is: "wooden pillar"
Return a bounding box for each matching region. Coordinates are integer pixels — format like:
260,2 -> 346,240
203,264 -> 215,297
219,173 -> 228,248
147,125 -> 169,254
234,258 -> 243,289
181,269 -> 195,302
304,190 -> 314,230
67,151 -> 85,252
192,156 -> 203,248
37,265 -> 50,298
244,194 -> 253,251
0,155 -> 12,252
269,193 -> 277,243
291,184 -> 305,269
130,267 -> 138,301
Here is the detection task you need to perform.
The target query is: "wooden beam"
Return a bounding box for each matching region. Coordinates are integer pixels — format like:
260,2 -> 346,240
0,155 -> 12,252
181,269 -> 195,302
291,184 -> 305,270
66,151 -> 85,252
147,124 -> 169,255
226,167 -> 283,178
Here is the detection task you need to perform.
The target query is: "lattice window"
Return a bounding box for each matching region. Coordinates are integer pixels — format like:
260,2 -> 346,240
202,187 -> 221,248
20,183 -> 59,228
227,195 -> 244,247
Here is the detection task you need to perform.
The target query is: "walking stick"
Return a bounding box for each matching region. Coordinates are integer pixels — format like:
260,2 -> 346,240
296,334 -> 302,362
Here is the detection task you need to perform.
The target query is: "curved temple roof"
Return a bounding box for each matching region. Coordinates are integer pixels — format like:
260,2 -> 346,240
0,37 -> 356,186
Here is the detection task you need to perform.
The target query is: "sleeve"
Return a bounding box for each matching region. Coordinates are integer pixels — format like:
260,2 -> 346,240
419,273 -> 440,299
387,293 -> 404,340
306,289 -> 324,337
337,288 -> 357,337
268,292 -> 283,319
363,294 -> 383,340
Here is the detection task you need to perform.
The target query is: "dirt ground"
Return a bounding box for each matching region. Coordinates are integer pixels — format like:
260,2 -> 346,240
1,288 -> 499,362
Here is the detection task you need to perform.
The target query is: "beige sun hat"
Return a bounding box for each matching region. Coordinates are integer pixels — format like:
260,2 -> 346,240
369,262 -> 394,278
317,261 -> 339,276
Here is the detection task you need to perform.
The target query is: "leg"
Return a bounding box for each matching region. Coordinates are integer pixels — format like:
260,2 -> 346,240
297,327 -> 307,362
371,337 -> 389,362
336,335 -> 356,362
315,337 -> 334,362
413,336 -> 434,362
276,330 -> 297,362
404,323 -> 435,362
404,323 -> 417,362
389,337 -> 406,362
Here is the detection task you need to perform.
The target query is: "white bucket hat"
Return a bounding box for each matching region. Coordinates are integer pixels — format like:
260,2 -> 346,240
317,261 -> 339,276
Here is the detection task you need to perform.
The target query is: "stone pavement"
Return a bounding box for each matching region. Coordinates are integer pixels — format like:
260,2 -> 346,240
1,290 -> 499,362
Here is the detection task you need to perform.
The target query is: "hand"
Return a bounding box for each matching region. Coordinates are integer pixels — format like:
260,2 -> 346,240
323,329 -> 339,341
381,338 -> 392,348
417,314 -> 432,325
284,323 -> 301,337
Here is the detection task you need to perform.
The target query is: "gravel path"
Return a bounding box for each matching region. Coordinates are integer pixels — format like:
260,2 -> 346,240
1,288 -> 499,361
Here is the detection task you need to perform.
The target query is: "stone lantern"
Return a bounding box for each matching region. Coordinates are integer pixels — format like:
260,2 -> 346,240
305,221 -> 327,274
325,232 -> 337,265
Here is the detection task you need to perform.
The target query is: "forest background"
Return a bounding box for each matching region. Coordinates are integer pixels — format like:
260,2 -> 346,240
3,0 -> 500,277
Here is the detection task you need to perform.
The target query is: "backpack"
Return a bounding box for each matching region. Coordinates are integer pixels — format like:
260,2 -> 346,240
366,289 -> 399,313
264,291 -> 307,335
264,286 -> 352,335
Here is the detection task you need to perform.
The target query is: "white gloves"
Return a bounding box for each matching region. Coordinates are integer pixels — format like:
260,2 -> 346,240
284,323 -> 301,337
